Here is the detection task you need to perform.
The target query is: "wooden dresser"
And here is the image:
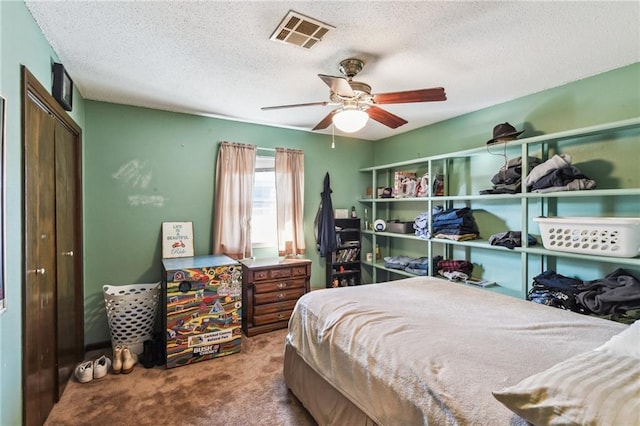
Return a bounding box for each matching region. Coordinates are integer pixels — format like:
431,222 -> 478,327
240,257 -> 311,337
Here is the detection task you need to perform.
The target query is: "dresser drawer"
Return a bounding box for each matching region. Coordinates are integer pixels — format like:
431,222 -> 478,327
254,300 -> 298,316
253,277 -> 305,294
254,288 -> 305,305
252,264 -> 309,281
253,310 -> 294,326
291,265 -> 308,276
253,267 -> 291,281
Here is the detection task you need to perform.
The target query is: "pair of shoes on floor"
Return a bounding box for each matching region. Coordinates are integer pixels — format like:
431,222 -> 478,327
140,337 -> 165,368
112,344 -> 138,374
74,355 -> 112,384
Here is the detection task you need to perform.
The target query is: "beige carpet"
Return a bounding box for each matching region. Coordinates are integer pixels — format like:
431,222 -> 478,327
45,329 -> 316,426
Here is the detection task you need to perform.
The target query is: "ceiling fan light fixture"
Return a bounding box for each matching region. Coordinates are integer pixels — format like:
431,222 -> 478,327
332,108 -> 369,133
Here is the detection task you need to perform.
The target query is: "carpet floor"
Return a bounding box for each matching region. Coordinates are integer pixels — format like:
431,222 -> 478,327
45,329 -> 316,426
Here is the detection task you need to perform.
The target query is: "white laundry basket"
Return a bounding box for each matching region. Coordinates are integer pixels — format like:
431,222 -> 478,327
103,282 -> 161,355
534,217 -> 640,258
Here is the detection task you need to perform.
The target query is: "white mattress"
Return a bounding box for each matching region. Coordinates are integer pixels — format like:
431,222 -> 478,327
286,277 -> 626,425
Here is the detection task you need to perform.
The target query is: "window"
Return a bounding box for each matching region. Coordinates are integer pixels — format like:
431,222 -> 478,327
251,155 -> 278,248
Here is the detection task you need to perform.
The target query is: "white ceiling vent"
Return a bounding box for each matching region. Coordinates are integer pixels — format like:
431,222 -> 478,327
270,10 -> 334,49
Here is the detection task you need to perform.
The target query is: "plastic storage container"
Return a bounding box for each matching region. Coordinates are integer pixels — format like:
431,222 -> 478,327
103,282 -> 161,355
386,221 -> 414,234
534,217 -> 640,258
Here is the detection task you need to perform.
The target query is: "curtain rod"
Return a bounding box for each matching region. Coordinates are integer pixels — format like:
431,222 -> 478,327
256,147 -> 276,152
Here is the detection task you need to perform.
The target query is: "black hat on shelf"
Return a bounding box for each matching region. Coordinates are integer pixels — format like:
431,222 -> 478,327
487,122 -> 524,144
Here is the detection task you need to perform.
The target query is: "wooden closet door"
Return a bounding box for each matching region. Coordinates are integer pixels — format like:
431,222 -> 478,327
54,120 -> 83,398
24,93 -> 58,426
22,66 -> 84,426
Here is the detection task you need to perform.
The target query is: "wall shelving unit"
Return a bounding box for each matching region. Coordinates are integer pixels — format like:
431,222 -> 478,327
326,218 -> 362,288
359,117 -> 640,299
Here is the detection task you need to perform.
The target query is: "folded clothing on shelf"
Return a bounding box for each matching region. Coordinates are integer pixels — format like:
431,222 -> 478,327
480,156 -> 543,194
437,259 -> 474,276
525,154 -> 597,193
488,231 -> 537,249
432,206 -> 480,240
383,255 -> 443,276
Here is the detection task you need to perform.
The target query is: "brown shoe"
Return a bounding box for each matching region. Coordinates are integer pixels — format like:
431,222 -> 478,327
112,344 -> 124,374
122,346 -> 137,374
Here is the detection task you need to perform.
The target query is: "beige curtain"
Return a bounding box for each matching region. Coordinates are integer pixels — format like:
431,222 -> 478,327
213,141 -> 256,259
275,148 -> 305,256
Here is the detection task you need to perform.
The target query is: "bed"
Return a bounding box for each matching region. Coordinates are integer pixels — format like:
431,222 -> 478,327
283,276 -> 639,425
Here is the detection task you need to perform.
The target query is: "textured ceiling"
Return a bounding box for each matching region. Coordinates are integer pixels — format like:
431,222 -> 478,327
25,1 -> 640,141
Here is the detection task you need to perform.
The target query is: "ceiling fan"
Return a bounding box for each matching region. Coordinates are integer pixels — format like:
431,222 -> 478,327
261,58 -> 447,133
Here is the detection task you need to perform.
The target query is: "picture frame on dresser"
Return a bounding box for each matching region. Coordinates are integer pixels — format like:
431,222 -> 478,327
161,221 -> 195,258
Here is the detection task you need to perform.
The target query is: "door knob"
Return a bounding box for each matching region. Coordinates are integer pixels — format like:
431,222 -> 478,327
62,251 -> 74,256
30,268 -> 46,275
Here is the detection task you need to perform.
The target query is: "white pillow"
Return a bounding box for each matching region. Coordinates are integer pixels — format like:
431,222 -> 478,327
493,350 -> 640,426
594,320 -> 640,358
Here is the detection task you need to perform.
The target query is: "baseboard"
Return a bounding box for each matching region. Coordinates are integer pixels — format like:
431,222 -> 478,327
85,340 -> 112,353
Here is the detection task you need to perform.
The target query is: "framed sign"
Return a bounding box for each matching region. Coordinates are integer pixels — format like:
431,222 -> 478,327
52,62 -> 73,111
162,222 -> 194,258
0,95 -> 5,314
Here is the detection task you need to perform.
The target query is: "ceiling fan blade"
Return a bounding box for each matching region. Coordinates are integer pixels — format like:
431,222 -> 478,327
373,87 -> 446,104
262,101 -> 328,111
366,106 -> 408,129
318,74 -> 355,98
312,110 -> 338,131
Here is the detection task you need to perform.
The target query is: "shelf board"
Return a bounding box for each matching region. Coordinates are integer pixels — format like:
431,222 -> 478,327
359,197 -> 426,203
362,262 -> 525,297
366,234 -> 639,265
430,238 -> 525,252
361,188 -> 638,203
367,231 -> 424,240
333,261 -> 360,265
523,188 -> 639,198
429,239 -> 640,265
359,117 -> 640,171
331,270 -> 360,276
525,247 -> 640,266
363,262 -> 426,278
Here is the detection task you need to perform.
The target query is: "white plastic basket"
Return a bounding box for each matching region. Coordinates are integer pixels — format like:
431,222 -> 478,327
103,282 -> 161,355
534,217 -> 640,258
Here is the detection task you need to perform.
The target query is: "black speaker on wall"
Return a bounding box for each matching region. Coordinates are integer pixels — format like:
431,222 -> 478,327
52,62 -> 73,111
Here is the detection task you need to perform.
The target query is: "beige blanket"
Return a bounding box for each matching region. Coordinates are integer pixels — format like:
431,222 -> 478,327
287,277 -> 626,425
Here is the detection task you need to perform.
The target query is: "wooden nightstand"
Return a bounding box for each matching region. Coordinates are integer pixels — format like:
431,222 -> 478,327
240,257 -> 312,336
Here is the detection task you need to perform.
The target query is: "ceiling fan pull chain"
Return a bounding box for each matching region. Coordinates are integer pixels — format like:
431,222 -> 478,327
331,124 -> 336,149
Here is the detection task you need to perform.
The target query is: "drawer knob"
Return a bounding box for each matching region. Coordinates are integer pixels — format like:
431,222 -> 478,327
278,293 -> 285,300
277,314 -> 285,320
277,282 -> 287,289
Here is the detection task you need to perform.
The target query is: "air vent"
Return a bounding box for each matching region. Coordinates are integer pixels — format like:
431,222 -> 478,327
270,10 -> 334,49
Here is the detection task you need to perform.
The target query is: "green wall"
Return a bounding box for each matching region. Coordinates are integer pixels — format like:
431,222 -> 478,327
83,101 -> 373,345
0,1 -> 86,424
374,63 -> 640,163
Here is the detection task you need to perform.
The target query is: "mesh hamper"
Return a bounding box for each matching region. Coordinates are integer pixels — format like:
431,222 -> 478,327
103,282 -> 161,355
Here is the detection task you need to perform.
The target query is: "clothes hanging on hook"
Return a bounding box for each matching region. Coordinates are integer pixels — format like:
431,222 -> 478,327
315,172 -> 337,257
